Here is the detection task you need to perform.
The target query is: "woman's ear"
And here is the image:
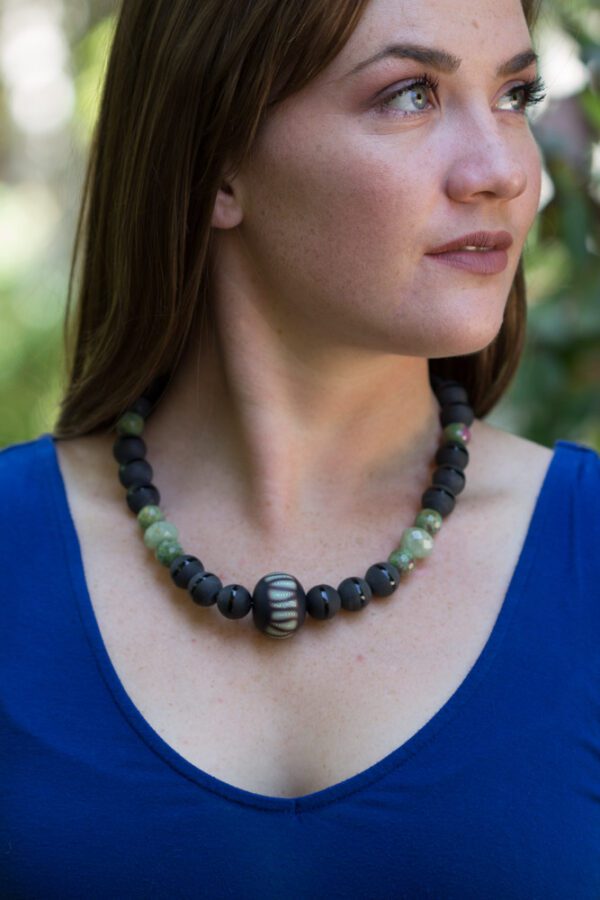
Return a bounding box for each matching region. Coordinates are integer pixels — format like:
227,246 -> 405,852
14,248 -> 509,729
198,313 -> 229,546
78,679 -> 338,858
211,174 -> 244,229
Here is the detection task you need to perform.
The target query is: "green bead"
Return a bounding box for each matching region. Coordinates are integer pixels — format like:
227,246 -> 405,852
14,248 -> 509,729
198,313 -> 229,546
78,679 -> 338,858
414,508 -> 443,536
387,548 -> 415,574
155,539 -> 184,566
143,520 -> 179,550
443,422 -> 469,447
116,411 -> 145,436
137,505 -> 164,529
399,526 -> 434,559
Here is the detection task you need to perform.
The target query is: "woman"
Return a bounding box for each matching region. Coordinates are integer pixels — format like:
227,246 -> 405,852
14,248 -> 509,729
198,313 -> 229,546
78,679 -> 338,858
2,0 -> 599,896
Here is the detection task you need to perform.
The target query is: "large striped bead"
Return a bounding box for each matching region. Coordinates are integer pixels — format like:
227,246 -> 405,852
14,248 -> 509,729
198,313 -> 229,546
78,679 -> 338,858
252,572 -> 306,639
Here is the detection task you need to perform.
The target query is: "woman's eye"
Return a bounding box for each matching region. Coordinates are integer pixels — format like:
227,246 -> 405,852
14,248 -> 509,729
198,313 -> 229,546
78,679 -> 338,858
376,73 -> 547,117
377,74 -> 439,116
496,76 -> 547,113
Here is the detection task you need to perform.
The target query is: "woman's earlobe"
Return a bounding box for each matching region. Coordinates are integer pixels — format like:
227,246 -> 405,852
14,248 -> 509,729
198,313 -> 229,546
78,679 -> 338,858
211,183 -> 244,229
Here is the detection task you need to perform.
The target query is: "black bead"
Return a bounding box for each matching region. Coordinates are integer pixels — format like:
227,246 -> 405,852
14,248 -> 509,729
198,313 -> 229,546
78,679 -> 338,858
440,402 -> 474,427
435,442 -> 469,470
119,459 -> 153,488
365,562 -> 401,597
429,372 -> 447,392
170,555 -> 205,589
431,464 -> 466,496
216,584 -> 252,619
113,435 -> 147,464
306,584 -> 341,620
128,396 -> 153,418
421,485 -> 456,518
252,572 -> 306,638
188,571 -> 222,607
338,577 -> 372,611
126,483 -> 160,513
434,380 -> 469,406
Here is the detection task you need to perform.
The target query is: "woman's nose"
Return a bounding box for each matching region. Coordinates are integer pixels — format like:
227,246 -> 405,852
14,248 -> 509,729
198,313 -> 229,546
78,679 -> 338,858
444,116 -> 529,204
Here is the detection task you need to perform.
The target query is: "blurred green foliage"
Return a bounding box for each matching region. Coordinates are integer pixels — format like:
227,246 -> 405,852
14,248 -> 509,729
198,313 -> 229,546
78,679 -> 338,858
0,1 -> 598,450
501,0 -> 600,449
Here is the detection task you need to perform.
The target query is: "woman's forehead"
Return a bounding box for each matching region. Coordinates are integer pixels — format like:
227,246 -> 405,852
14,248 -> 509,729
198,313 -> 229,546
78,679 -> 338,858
326,0 -> 532,78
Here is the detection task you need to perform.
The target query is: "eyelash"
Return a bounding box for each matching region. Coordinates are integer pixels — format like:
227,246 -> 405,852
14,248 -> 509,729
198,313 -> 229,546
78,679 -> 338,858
376,73 -> 548,117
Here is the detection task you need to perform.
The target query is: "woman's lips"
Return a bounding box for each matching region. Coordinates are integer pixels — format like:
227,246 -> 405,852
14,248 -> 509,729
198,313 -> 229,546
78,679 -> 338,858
424,248 -> 509,275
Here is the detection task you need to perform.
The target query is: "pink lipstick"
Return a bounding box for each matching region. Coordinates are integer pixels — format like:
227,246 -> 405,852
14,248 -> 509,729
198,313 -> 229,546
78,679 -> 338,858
424,230 -> 513,275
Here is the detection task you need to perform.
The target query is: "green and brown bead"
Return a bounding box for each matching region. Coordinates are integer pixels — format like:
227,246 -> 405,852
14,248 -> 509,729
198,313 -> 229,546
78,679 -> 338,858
116,411 -> 145,437
155,539 -> 184,566
442,422 -> 470,447
137,505 -> 165,530
414,508 -> 443,536
399,526 -> 434,559
143,520 -> 179,550
387,548 -> 415,575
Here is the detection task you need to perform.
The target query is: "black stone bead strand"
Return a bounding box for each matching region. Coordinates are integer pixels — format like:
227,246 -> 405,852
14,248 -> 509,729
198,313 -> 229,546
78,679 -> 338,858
419,378 -> 474,520
112,376 -> 474,639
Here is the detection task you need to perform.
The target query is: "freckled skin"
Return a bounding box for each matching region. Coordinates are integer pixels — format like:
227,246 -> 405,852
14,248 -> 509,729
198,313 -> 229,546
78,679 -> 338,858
215,0 -> 541,364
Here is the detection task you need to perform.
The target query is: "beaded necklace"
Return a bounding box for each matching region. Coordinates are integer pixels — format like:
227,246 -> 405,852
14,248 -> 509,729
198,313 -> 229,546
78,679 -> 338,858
112,374 -> 473,639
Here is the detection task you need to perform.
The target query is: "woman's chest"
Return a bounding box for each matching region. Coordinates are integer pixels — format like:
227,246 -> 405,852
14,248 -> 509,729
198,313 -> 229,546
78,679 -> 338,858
59,436 -> 554,800
80,522 -> 528,799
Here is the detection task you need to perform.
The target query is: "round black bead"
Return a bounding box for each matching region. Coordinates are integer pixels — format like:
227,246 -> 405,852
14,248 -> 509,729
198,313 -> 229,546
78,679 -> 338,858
434,380 -> 469,406
126,483 -> 160,513
128,396 -> 153,418
431,464 -> 466,496
435,442 -> 469,470
440,402 -> 474,427
338,577 -> 372,611
119,459 -> 153,488
188,571 -> 222,607
170,555 -> 205,589
365,562 -> 401,597
429,372 -> 447,392
216,584 -> 252,619
306,584 -> 342,620
113,435 -> 147,464
252,572 -> 306,639
421,485 -> 456,518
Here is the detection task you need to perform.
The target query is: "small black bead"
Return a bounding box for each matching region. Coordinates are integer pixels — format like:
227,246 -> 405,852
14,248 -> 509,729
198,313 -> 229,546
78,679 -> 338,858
435,442 -> 469,470
216,584 -> 252,619
429,372 -> 447,392
421,485 -> 456,518
188,571 -> 222,607
431,464 -> 466,496
338,577 -> 372,611
440,402 -> 474,427
365,562 -> 401,597
126,483 -> 160,513
434,380 -> 469,405
113,435 -> 147,464
170,555 -> 205,589
306,584 -> 342,620
119,459 -> 153,488
128,396 -> 153,418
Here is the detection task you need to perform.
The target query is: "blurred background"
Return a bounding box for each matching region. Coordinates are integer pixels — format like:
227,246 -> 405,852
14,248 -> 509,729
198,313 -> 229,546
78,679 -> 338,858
0,0 -> 598,451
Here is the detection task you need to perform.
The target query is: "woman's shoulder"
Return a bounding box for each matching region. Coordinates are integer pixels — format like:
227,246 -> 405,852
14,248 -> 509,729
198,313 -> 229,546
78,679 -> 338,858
466,420 -> 599,535
473,421 -> 599,547
471,418 -> 598,480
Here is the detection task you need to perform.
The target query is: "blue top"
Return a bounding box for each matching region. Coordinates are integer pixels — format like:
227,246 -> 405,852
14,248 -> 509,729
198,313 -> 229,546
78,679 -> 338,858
1,433 -> 599,899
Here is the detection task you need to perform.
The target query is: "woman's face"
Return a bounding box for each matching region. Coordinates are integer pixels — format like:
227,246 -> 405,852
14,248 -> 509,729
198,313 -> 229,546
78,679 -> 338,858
229,0 -> 543,360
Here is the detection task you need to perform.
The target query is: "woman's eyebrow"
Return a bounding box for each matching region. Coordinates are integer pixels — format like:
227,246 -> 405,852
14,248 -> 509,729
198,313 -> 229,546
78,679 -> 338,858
343,43 -> 539,79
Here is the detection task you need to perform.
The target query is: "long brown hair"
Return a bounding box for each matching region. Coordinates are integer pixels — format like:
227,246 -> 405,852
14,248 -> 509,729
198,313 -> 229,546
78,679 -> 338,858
54,0 -> 542,438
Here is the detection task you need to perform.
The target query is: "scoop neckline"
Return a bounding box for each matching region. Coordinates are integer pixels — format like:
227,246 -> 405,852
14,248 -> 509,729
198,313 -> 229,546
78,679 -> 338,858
41,432 -> 563,814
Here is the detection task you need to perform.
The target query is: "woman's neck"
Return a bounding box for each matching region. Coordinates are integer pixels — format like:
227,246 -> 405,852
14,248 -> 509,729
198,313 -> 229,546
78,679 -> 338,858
143,313 -> 441,536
